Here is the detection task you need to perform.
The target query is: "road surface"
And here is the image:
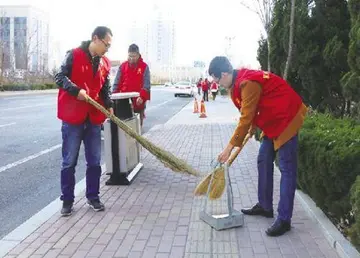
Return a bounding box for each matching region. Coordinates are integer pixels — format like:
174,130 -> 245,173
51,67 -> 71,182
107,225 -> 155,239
0,87 -> 191,239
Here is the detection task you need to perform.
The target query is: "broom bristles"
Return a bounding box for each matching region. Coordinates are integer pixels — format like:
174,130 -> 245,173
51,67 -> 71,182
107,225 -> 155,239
194,133 -> 252,199
86,96 -> 200,177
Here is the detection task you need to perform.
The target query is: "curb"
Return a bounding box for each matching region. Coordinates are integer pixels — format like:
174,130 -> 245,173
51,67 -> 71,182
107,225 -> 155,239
296,191 -> 360,258
0,101 -> 189,258
0,164 -> 106,258
251,139 -> 360,258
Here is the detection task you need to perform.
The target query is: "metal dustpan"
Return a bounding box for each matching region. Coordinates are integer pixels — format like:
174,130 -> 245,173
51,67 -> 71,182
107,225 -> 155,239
199,164 -> 244,230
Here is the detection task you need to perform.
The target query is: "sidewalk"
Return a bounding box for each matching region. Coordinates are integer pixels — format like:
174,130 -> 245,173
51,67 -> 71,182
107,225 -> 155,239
0,96 -> 343,258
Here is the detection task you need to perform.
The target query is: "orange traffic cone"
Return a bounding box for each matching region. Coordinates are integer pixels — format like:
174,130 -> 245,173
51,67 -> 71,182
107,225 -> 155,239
199,100 -> 207,118
193,98 -> 199,113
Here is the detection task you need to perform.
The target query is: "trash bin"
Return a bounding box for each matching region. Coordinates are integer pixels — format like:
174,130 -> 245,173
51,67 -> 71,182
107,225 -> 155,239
104,92 -> 143,185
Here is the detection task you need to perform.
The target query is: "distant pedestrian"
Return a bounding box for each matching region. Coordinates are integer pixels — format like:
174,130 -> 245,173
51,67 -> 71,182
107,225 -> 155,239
202,78 -> 210,101
210,80 -> 219,100
197,78 -> 202,95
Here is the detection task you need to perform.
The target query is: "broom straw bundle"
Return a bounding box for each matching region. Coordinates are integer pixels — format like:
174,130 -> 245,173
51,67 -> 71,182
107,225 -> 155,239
194,133 -> 251,200
86,96 -> 200,177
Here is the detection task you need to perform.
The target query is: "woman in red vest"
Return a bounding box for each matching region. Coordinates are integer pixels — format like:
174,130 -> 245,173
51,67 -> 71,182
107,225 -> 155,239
112,44 -> 151,127
208,56 -> 307,237
55,26 -> 113,216
210,80 -> 219,100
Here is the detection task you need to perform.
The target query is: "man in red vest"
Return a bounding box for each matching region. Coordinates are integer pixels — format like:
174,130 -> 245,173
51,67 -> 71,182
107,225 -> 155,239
208,56 -> 307,237
202,78 -> 210,101
55,26 -> 113,216
112,44 -> 151,127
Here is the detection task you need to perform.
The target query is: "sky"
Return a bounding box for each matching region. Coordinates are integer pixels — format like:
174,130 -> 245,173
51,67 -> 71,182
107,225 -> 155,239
2,0 -> 264,69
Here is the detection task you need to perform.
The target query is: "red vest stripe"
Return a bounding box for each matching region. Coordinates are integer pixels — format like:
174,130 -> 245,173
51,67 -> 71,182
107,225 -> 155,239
231,69 -> 303,138
57,48 -> 110,125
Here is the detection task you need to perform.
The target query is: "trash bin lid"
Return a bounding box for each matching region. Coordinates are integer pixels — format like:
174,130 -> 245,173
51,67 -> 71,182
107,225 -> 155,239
111,92 -> 140,100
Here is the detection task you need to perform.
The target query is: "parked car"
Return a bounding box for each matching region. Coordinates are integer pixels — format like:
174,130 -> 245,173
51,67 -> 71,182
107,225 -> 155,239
164,82 -> 173,87
173,81 -> 196,97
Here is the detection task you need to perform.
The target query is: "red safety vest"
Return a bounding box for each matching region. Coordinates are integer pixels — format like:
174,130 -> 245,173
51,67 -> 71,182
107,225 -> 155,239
57,48 -> 110,125
231,69 -> 303,138
113,57 -> 150,111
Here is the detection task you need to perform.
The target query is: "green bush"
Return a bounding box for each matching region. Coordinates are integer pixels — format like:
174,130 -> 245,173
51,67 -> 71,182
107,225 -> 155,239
219,87 -> 228,96
1,83 -> 57,91
254,112 -> 360,247
2,84 -> 30,91
349,176 -> 360,249
298,112 -> 360,247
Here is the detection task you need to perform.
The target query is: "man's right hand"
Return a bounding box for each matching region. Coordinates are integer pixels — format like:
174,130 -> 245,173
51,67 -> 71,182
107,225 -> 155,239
77,89 -> 88,101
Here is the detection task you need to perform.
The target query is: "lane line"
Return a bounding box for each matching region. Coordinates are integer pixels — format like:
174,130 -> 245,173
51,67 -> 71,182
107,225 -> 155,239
0,144 -> 62,174
146,99 -> 174,112
0,122 -> 16,128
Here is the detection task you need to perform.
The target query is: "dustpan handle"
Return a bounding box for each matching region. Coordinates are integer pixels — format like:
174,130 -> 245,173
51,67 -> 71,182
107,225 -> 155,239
225,164 -> 234,216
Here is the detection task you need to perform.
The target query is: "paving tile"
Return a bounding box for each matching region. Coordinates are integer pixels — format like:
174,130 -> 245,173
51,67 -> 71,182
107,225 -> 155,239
0,100 -> 345,258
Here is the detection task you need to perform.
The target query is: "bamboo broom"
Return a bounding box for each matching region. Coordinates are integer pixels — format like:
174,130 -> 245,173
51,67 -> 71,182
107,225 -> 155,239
86,96 -> 200,177
194,133 -> 251,199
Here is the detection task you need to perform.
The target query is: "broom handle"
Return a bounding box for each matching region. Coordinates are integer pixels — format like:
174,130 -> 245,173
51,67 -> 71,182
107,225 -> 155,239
226,133 -> 251,166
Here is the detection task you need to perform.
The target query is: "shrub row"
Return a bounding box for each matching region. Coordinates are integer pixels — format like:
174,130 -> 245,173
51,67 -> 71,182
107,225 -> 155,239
0,83 -> 57,91
255,112 -> 360,249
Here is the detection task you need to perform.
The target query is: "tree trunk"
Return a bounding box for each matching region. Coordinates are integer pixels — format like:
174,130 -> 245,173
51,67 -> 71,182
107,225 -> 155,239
267,37 -> 271,72
283,0 -> 296,80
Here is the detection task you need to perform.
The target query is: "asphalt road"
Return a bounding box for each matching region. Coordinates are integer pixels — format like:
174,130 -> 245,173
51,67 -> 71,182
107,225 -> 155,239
0,87 -> 191,239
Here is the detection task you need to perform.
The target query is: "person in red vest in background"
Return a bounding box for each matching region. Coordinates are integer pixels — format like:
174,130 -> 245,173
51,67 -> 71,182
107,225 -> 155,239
210,80 -> 219,100
202,78 -> 210,101
112,44 -> 151,127
196,77 -> 203,95
55,26 -> 113,216
208,56 -> 307,237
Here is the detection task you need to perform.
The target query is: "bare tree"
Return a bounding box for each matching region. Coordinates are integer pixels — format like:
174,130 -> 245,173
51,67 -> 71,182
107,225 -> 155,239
283,0 -> 296,80
240,0 -> 275,71
0,10 -> 9,86
15,19 -> 40,82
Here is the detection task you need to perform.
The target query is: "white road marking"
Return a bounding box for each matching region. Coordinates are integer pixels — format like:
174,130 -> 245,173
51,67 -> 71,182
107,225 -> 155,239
0,103 -> 53,111
0,144 -> 62,174
0,122 -> 16,128
146,99 -> 174,112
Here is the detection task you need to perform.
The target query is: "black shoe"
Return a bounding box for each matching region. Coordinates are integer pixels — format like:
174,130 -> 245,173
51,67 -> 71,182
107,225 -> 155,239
266,219 -> 291,237
241,203 -> 274,218
61,200 -> 73,217
106,172 -> 112,175
87,199 -> 105,212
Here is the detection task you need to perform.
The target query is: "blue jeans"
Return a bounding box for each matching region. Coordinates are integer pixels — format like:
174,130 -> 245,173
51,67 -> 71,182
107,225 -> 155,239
257,135 -> 298,222
60,119 -> 102,202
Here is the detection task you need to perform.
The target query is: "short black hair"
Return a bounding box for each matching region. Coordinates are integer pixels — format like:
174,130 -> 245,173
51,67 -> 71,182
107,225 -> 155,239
128,44 -> 140,53
208,56 -> 233,78
92,26 -> 112,40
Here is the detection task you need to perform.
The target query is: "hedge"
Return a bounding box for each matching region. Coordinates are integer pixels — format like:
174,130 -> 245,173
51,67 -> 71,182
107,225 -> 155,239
350,176 -> 360,248
0,83 -> 57,91
255,112 -> 360,248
